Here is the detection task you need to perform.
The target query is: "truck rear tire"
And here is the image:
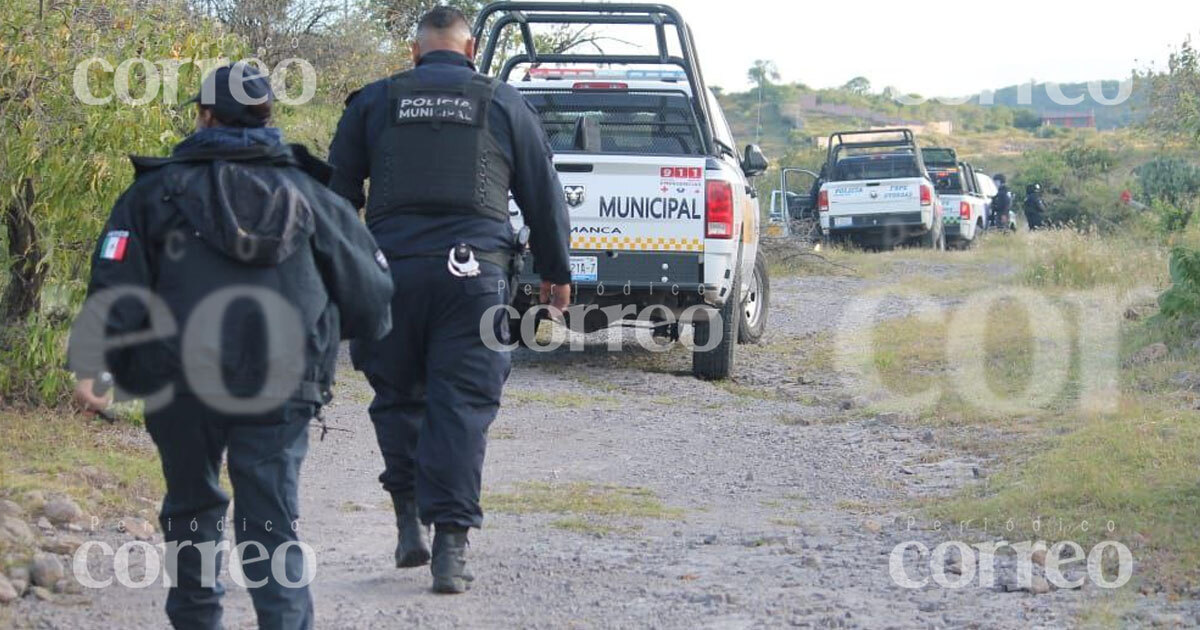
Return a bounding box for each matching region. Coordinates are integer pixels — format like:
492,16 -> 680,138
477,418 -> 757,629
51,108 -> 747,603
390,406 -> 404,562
693,272 -> 741,380
738,255 -> 769,344
922,223 -> 946,251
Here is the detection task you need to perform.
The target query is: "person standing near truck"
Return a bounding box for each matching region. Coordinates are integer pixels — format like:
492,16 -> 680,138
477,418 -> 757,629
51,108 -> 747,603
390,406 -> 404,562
1025,183 -> 1048,230
327,6 -> 572,594
991,174 -> 1012,228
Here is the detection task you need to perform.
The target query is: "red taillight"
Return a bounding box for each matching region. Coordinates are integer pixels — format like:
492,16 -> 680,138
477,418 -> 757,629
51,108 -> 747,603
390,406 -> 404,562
706,180 -> 734,239
959,201 -> 971,219
818,189 -> 829,213
573,82 -> 628,90
920,184 -> 933,207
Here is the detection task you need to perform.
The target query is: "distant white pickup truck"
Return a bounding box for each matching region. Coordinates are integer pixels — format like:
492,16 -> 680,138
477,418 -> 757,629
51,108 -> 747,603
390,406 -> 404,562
925,150 -> 988,249
818,129 -> 945,250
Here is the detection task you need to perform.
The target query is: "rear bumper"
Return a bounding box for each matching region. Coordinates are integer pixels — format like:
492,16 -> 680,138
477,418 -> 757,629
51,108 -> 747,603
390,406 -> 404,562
515,250 -> 710,295
824,211 -> 930,237
943,217 -> 975,240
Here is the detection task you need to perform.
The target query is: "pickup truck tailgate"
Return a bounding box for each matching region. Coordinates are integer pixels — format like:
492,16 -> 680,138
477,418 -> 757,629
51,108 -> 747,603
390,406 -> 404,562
512,155 -> 708,254
510,155 -> 711,286
567,155 -> 706,252
828,179 -> 923,214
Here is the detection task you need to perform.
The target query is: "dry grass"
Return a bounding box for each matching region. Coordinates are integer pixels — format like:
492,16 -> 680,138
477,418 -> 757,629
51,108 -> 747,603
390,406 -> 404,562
0,408 -> 163,548
1020,229 -> 1169,291
823,230 -> 1200,592
484,482 -> 683,521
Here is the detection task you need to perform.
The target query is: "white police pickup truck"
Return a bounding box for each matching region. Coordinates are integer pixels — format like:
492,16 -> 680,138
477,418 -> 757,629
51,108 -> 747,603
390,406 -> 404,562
818,129 -> 945,250
925,154 -> 988,249
474,2 -> 771,379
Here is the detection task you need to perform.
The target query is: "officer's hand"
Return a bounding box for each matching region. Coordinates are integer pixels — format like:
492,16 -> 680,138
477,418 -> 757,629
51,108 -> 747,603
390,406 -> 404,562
73,379 -> 111,417
539,280 -> 571,312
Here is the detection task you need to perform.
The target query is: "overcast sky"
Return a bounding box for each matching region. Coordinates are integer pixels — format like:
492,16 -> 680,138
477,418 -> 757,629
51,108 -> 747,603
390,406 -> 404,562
626,0 -> 1200,96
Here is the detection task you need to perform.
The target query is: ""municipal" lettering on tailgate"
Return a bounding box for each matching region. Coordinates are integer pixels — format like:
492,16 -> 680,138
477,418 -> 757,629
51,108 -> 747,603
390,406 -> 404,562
599,196 -> 700,220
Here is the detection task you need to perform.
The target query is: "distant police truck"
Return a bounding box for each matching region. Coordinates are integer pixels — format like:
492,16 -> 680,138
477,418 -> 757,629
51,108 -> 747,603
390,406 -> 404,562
477,2 -> 771,380
923,147 -> 988,249
818,129 -> 946,250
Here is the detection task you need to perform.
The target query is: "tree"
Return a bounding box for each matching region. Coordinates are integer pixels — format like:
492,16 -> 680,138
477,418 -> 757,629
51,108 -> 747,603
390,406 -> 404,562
365,0 -> 481,38
1144,36 -> 1200,144
747,59 -> 780,89
1,0 -> 246,403
748,60 -> 779,144
842,76 -> 871,95
1012,108 -> 1042,130
190,0 -> 342,62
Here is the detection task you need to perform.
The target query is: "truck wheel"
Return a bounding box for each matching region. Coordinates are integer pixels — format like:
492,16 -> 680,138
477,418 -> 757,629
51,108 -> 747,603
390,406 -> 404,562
738,255 -> 769,344
693,273 -> 741,381
923,223 -> 946,251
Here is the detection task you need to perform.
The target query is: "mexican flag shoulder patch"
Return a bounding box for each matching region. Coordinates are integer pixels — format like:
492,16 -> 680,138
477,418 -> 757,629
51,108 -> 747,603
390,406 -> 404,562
100,231 -> 130,261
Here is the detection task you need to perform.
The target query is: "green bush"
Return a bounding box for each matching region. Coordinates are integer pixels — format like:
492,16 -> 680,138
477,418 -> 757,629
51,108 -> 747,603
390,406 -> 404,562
1062,140 -> 1115,181
1152,198 -> 1195,233
1135,157 -> 1200,206
0,0 -> 245,405
1158,247 -> 1200,320
1012,108 -> 1042,130
1044,182 -> 1137,230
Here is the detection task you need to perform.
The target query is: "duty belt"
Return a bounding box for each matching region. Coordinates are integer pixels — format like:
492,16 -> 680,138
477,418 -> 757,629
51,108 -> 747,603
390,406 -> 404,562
400,247 -> 513,274
397,227 -> 529,279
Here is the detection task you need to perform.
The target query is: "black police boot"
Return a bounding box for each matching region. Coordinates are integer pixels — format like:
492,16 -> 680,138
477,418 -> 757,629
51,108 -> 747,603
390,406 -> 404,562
431,525 -> 474,594
390,493 -> 430,568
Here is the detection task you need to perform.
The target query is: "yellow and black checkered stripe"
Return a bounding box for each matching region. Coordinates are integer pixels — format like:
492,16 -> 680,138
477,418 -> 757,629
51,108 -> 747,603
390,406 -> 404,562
570,236 -> 704,252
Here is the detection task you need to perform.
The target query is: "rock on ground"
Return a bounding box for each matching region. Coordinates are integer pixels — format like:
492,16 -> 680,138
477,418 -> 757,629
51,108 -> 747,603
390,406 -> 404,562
43,498 -> 84,526
0,515 -> 35,546
0,574 -> 18,605
30,553 -> 65,588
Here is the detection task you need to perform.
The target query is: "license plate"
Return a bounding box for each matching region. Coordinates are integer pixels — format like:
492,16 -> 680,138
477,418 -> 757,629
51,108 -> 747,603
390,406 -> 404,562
834,216 -> 852,228
570,256 -> 598,282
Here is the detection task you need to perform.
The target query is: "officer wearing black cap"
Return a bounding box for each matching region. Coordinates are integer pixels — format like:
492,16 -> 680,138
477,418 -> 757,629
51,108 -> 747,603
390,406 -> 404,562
328,6 -> 571,594
69,62 -> 394,628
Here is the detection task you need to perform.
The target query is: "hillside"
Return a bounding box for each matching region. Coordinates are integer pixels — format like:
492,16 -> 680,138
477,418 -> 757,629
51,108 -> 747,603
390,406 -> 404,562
714,78 -> 1149,193
979,79 -> 1146,129
717,82 -> 1043,182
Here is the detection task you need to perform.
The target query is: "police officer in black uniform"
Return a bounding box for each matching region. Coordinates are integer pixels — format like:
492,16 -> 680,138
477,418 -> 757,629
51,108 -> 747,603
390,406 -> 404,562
327,7 -> 571,594
69,64 -> 394,629
991,174 -> 1012,228
1025,182 -> 1048,230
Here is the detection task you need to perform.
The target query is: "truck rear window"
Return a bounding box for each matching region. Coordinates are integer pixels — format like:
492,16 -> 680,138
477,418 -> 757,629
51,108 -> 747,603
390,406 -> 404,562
921,148 -> 956,168
929,169 -> 965,194
831,155 -> 922,181
522,90 -> 704,155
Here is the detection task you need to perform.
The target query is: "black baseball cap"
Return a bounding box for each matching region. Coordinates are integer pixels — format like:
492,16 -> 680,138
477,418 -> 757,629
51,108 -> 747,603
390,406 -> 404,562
186,63 -> 275,127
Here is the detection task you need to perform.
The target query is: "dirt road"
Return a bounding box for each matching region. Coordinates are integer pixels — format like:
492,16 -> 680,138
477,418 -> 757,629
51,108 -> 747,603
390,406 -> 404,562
15,261 -> 1192,628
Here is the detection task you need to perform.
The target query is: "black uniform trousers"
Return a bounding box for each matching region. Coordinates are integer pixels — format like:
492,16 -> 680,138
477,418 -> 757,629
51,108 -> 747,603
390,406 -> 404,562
145,395 -> 315,630
353,256 -> 512,529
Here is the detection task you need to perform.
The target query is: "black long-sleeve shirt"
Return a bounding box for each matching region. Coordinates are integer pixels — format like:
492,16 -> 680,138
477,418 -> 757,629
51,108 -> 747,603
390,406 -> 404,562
328,50 -> 572,284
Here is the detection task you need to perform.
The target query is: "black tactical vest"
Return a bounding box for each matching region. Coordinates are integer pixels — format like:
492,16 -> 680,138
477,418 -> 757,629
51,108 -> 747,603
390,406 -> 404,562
367,71 -> 512,224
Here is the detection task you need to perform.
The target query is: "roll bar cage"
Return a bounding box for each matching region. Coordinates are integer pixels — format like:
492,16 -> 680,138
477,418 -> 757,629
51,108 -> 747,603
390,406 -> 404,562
472,2 -> 717,156
825,128 -> 926,174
